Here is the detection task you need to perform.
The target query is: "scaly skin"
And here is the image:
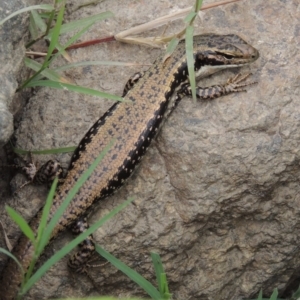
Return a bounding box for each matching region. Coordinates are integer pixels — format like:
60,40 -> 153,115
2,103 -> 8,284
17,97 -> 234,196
0,34 -> 259,299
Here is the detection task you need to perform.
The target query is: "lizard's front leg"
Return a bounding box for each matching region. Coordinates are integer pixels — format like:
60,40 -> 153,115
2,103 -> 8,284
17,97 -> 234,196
178,73 -> 257,100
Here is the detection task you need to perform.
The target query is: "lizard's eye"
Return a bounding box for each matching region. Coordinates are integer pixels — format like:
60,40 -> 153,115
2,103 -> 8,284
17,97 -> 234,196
215,51 -> 235,59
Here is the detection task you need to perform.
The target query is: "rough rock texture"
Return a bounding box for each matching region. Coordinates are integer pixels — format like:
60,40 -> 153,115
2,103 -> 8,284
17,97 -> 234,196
0,0 -> 30,144
0,0 -> 299,299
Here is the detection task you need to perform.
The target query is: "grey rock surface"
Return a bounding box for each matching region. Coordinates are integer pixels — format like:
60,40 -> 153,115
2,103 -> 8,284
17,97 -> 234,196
0,0 -> 300,299
0,0 -> 29,144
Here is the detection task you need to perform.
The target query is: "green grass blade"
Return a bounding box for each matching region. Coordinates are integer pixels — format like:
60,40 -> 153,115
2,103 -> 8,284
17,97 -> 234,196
25,10 -> 48,48
151,252 -> 170,299
164,37 -> 179,61
21,138 -> 114,295
44,5 -> 55,37
269,288 -> 278,300
47,11 -> 114,36
0,248 -> 24,275
54,298 -> 144,300
185,25 -> 196,101
186,0 -> 203,25
25,80 -> 125,102
44,1 -> 65,64
21,196 -> 134,295
24,58 -> 67,82
55,60 -> 136,72
22,178 -> 59,285
30,9 -> 47,33
52,21 -> 95,62
13,146 -> 76,155
183,0 -> 203,102
20,9 -> 113,91
184,11 -> 197,23
18,3 -> 65,90
160,273 -> 171,299
291,285 -> 300,300
44,11 -> 113,63
26,59 -> 136,84
39,139 -> 115,251
28,21 -> 99,82
29,12 -> 39,40
5,207 -> 35,244
151,252 -> 165,295
0,4 -> 53,26
194,0 -> 204,12
36,178 -> 58,253
96,245 -> 161,300
257,289 -> 263,300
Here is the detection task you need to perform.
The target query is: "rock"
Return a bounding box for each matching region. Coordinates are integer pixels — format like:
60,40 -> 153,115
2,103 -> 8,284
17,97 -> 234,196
0,0 -> 299,299
0,0 -> 29,144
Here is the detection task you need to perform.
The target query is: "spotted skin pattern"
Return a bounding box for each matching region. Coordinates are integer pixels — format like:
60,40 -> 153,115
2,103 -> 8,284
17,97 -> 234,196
0,34 -> 259,299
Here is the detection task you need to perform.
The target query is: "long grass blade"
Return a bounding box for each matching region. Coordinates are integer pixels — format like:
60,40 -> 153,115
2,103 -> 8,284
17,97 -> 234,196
24,58 -> 70,83
291,285 -> 300,300
23,178 -> 59,285
269,288 -> 278,300
184,11 -> 197,23
26,21 -> 96,82
55,60 -> 139,72
160,273 -> 171,299
55,298 -> 144,300
29,12 -> 39,40
13,146 -> 76,155
184,0 -> 203,102
96,245 -> 161,299
0,5 -> 53,26
185,25 -> 196,101
38,139 -> 115,251
25,11 -> 48,48
47,11 -> 114,36
163,37 -> 179,62
51,21 -> 96,62
151,252 -> 165,294
5,207 -> 35,244
18,3 -> 65,90
36,178 -> 58,252
25,80 -> 125,102
30,10 -> 47,33
195,0 -> 204,12
150,252 -> 170,299
20,139 -> 114,293
257,289 -> 263,300
21,196 -> 134,295
0,248 -> 24,274
44,2 -> 65,64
